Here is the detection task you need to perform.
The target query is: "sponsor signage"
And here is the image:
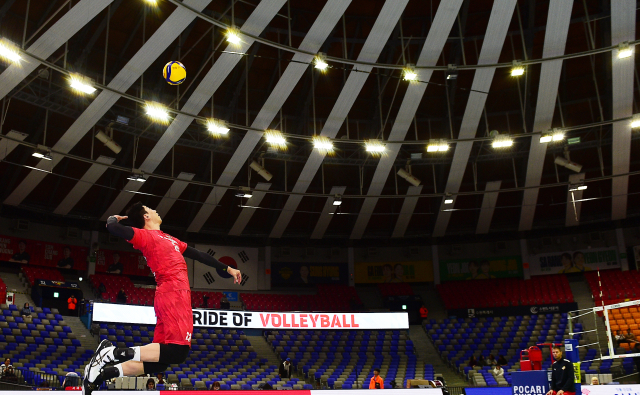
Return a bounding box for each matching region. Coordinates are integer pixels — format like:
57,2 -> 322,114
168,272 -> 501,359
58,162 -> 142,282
191,245 -> 258,290
451,303 -> 578,318
0,234 -> 90,271
354,261 -> 433,283
510,371 -> 549,395
36,279 -> 79,289
92,303 -> 410,329
222,291 -> 238,302
580,385 -> 640,394
272,262 -> 348,286
440,256 -> 523,282
529,247 -> 619,276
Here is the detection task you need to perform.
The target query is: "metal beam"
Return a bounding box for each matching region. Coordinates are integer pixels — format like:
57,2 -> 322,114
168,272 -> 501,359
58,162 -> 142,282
431,0 -> 517,238
350,0 -> 464,239
155,172 -> 195,216
565,173 -> 585,227
610,0 -> 635,220
475,180 -> 502,234
186,0 -> 351,233
518,0 -> 574,231
100,0 -> 286,220
391,185 -> 423,238
0,130 -> 28,161
269,0 -> 410,239
53,155 -> 115,215
311,186 -> 346,239
4,0 -> 213,208
0,0 -> 113,100
228,182 -> 271,236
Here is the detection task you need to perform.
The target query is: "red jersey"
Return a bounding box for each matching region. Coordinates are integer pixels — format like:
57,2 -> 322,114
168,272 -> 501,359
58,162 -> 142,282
129,228 -> 189,293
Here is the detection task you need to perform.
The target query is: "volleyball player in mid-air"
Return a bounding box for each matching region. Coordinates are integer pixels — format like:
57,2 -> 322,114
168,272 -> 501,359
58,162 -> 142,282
82,202 -> 242,395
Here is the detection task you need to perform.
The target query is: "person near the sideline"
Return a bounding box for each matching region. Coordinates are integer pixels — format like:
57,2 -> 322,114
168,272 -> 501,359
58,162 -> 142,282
82,202 -> 242,395
546,346 -> 575,395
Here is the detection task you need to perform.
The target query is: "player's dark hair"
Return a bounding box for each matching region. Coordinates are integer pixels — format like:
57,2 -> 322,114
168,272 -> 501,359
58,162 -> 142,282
126,202 -> 147,229
552,346 -> 562,351
572,251 -> 584,260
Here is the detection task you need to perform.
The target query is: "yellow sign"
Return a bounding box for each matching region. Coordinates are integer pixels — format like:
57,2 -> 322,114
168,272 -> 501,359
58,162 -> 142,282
354,261 -> 433,283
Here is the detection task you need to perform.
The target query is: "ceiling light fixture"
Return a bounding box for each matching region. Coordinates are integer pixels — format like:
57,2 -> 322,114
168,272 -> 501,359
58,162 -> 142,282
312,136 -> 333,152
540,129 -> 565,143
510,60 -> 524,77
236,187 -> 253,199
69,74 -> 97,94
32,145 -> 52,161
143,0 -> 158,4
403,64 -> 418,82
206,119 -> 230,135
0,39 -> 21,63
446,64 -> 458,80
492,135 -> 513,148
426,139 -> 449,152
332,194 -> 342,206
145,102 -> 170,124
569,184 -> 587,192
631,114 -> 640,128
314,52 -> 328,71
226,29 -> 242,45
127,169 -> 146,182
365,140 -> 385,154
444,193 -> 454,205
618,41 -> 633,59
265,129 -> 287,149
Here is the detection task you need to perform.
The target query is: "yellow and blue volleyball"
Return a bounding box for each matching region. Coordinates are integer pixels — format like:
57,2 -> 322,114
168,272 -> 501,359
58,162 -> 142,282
163,61 -> 186,85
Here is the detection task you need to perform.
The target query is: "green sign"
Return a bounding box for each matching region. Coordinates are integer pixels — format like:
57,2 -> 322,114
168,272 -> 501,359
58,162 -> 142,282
440,256 -> 523,282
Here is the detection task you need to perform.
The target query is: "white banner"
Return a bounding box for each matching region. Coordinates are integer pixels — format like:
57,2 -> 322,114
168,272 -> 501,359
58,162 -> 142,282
92,303 -> 409,329
529,247 -> 619,276
581,385 -> 640,394
190,244 -> 259,290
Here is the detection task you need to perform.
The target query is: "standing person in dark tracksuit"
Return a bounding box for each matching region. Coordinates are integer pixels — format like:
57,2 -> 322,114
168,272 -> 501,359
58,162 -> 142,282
546,346 -> 575,395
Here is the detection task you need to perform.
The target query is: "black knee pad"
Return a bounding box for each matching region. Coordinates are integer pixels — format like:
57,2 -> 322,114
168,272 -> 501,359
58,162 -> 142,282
158,343 -> 190,365
143,362 -> 169,375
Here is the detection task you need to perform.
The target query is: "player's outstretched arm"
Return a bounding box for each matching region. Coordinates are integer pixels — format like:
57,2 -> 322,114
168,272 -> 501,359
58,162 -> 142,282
183,247 -> 242,284
106,215 -> 134,241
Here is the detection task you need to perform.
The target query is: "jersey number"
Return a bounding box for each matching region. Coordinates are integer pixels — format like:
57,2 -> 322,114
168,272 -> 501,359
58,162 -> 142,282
185,331 -> 192,342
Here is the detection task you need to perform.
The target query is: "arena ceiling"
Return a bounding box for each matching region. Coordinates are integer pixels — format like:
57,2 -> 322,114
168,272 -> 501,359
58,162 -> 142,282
0,0 -> 638,244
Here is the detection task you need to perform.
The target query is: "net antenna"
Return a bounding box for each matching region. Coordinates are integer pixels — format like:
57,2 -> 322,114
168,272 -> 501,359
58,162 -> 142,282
567,266 -> 608,364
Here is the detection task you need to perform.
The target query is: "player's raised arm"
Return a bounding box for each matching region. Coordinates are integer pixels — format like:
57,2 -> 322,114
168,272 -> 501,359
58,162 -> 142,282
182,246 -> 242,284
105,215 -> 134,241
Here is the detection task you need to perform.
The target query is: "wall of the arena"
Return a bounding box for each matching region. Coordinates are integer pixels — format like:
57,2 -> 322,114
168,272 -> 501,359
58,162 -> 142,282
1,215 -> 639,287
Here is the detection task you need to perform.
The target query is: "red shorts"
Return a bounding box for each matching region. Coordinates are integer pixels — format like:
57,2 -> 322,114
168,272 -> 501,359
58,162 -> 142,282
550,392 -> 575,395
153,289 -> 193,347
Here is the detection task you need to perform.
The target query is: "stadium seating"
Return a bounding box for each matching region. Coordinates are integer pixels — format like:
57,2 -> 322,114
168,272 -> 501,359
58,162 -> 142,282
242,285 -> 362,312
97,323 -> 305,390
21,266 -> 65,287
436,275 -> 574,309
585,269 -> 640,306
267,329 -> 427,389
426,314 -> 589,386
378,283 -> 414,297
0,303 -> 89,387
